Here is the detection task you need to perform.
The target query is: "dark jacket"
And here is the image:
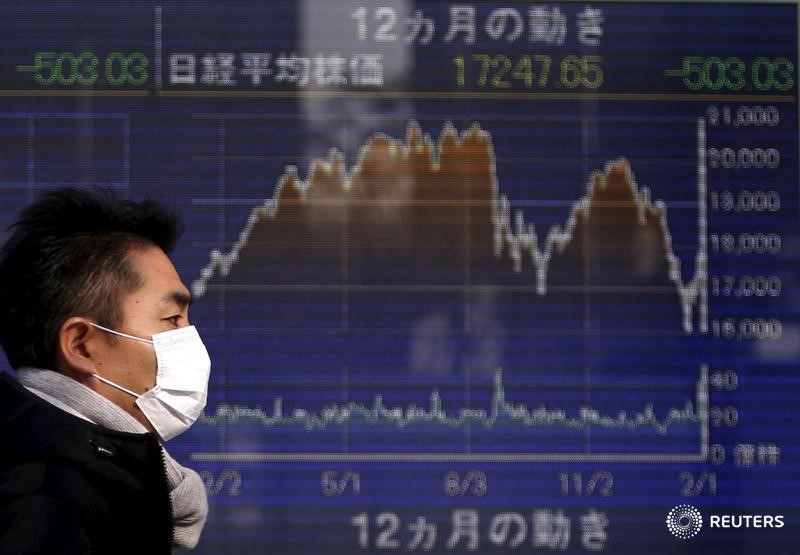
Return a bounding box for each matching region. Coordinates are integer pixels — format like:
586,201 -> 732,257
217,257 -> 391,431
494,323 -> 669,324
0,372 -> 173,554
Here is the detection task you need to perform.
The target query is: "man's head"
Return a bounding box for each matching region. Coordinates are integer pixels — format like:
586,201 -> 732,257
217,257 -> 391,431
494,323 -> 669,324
0,187 -> 190,430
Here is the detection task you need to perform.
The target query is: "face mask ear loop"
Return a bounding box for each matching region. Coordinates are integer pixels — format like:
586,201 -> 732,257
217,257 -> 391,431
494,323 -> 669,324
89,322 -> 154,344
92,373 -> 141,398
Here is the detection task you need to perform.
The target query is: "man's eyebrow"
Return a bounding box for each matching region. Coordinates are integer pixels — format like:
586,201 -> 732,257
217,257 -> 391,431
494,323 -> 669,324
162,290 -> 192,308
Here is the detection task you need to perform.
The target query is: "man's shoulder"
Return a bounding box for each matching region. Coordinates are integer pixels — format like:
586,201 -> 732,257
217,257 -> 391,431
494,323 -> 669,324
0,371 -> 161,471
0,437 -> 169,554
0,371 -> 35,418
0,372 -> 172,550
0,421 -> 108,532
0,371 -> 68,425
0,371 -> 91,436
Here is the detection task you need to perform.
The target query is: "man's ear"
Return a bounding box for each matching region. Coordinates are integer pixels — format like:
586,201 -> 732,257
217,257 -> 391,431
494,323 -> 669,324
56,317 -> 102,379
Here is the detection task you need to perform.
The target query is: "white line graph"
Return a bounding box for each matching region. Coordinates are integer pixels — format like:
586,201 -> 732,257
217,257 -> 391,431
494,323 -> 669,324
190,119 -> 709,333
192,365 -> 709,464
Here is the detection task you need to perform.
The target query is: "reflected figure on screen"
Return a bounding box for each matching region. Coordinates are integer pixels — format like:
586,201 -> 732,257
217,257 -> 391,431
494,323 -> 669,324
0,188 -> 209,553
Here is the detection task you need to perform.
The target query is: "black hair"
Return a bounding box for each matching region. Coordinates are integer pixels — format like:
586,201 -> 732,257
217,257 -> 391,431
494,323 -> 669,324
0,187 -> 184,370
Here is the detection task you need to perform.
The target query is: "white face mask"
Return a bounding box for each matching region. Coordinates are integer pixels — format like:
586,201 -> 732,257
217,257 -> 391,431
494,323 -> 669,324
89,323 -> 211,441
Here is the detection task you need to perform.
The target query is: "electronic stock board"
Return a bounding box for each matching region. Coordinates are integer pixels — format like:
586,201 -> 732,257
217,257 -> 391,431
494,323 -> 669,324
1,1 -> 799,553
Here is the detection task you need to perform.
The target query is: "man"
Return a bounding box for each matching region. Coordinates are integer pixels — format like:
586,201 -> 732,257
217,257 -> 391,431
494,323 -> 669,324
0,188 -> 209,553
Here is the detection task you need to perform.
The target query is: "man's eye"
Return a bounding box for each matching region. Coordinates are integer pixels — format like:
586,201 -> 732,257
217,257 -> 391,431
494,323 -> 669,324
166,315 -> 182,325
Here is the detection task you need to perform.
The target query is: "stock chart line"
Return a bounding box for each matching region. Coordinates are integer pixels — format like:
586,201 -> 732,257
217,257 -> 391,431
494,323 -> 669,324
191,119 -> 709,334
192,366 -> 709,464
493,118 -> 708,333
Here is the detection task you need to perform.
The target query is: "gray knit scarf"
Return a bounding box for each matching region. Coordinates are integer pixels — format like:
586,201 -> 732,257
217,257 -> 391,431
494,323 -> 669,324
16,368 -> 208,550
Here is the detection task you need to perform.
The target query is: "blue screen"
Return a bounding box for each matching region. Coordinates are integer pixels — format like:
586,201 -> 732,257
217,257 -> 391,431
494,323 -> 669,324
1,1 -> 798,553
